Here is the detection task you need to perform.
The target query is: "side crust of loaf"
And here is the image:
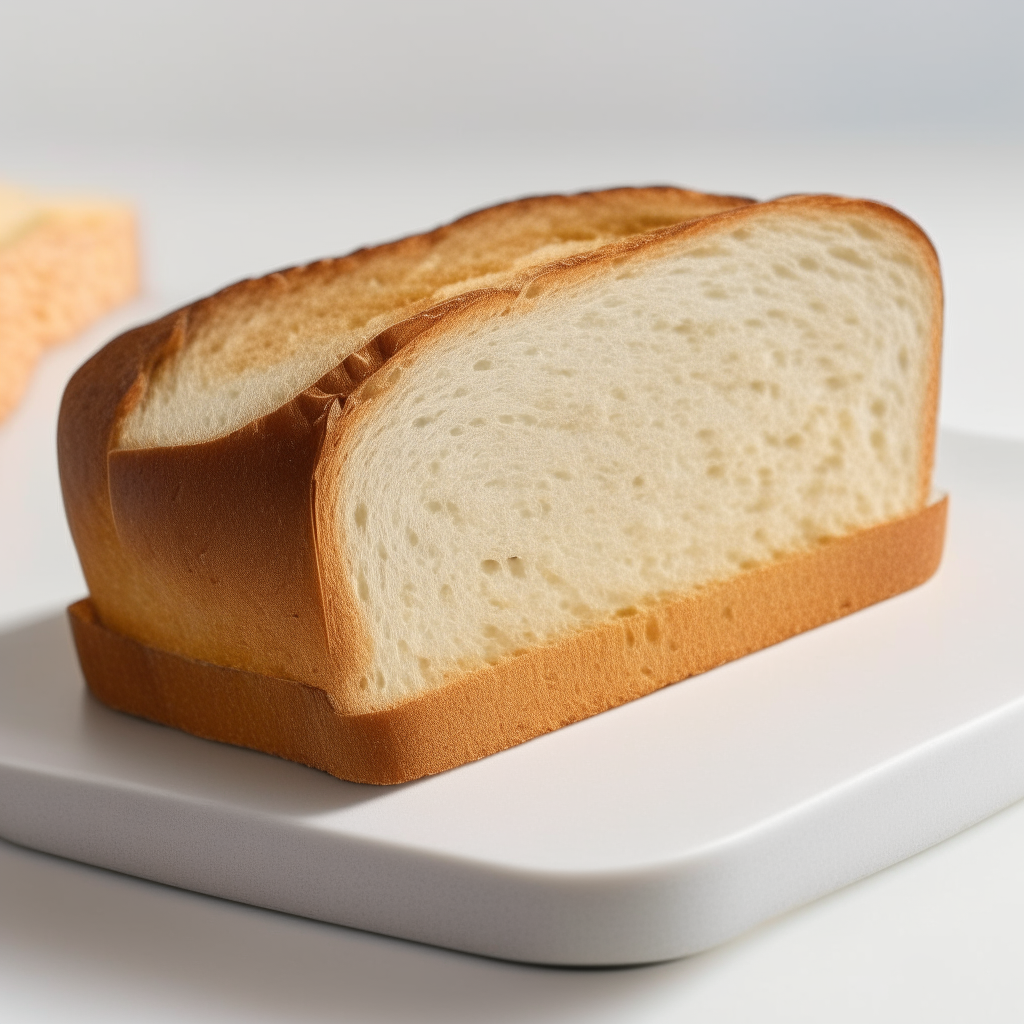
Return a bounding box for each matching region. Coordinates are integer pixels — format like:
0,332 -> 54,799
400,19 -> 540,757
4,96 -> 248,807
70,496 -> 947,785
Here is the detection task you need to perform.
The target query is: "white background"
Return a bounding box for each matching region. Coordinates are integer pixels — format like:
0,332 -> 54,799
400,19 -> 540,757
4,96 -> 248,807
2,1 -> 1023,1020
2,0 -> 1022,439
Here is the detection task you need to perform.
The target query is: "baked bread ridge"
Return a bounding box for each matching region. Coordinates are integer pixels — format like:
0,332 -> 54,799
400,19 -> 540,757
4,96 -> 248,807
69,496 -> 947,785
59,187 -> 945,782
0,183 -> 138,421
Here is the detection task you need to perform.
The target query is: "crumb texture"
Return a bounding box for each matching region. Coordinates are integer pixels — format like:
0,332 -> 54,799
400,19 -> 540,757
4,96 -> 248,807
339,209 -> 936,703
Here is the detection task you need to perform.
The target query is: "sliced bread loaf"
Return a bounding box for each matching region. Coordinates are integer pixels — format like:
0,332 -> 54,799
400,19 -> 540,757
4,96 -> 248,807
59,187 -> 945,783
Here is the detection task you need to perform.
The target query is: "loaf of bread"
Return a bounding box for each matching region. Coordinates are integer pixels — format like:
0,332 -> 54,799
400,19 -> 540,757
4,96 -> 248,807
0,183 -> 138,422
59,187 -> 946,784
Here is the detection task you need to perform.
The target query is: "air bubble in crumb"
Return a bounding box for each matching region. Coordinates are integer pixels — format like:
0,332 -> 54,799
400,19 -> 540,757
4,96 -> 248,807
481,559 -> 500,574
354,504 -> 368,529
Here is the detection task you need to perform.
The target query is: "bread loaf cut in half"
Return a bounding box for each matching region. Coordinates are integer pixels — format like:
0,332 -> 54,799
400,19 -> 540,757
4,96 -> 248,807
1,183 -> 138,422
59,187 -> 946,784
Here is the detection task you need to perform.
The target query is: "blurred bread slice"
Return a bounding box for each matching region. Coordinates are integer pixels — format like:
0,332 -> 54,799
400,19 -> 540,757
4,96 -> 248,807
0,183 -> 139,422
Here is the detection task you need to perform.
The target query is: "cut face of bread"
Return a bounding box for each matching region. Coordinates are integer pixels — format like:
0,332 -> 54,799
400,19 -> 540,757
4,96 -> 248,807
60,188 -> 944,784
0,183 -> 138,422
338,206 -> 937,703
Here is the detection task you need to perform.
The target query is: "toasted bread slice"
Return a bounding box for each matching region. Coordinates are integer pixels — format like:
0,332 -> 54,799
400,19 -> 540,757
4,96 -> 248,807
0,184 -> 138,422
59,187 -> 944,783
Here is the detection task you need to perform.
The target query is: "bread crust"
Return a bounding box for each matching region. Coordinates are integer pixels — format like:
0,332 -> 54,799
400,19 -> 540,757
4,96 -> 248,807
69,497 -> 947,784
59,188 -> 945,781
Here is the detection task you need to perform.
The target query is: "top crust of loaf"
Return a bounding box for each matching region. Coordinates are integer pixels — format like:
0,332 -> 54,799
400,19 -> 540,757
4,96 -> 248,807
59,188 -> 942,723
116,187 -> 753,450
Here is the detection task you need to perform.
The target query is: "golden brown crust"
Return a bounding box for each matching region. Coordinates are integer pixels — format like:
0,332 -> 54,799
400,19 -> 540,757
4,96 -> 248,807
107,396 -> 339,681
70,497 -> 948,784
59,187 -> 946,780
128,186 -> 755,398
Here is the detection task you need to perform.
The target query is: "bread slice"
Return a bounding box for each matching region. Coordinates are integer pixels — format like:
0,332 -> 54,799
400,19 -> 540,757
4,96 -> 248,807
59,187 -> 945,784
0,183 -> 139,422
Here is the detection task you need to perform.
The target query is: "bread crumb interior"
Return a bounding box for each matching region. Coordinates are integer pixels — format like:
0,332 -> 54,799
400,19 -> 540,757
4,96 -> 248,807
339,211 -> 934,701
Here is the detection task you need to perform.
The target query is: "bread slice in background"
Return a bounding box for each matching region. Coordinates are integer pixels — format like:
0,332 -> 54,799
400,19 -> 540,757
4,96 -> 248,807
0,183 -> 139,422
59,187 -> 945,784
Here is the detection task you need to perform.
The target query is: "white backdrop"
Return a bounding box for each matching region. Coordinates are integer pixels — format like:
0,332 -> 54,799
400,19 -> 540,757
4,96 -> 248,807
2,0 -> 1022,438
1,0 -> 1021,144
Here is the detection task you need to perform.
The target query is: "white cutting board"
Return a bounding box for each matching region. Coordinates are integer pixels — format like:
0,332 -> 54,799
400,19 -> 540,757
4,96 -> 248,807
0,430 -> 1022,966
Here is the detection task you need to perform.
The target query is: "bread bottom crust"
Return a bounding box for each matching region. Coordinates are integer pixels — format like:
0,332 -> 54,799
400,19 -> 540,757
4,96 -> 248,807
69,498 -> 947,785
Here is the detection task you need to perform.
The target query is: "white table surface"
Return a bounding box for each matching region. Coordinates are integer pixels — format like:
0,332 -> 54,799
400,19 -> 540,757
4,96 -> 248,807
2,137 -> 1023,1020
